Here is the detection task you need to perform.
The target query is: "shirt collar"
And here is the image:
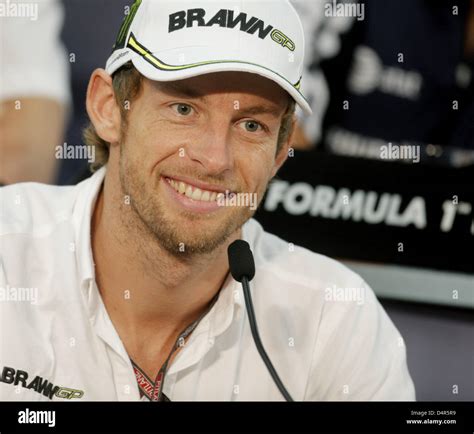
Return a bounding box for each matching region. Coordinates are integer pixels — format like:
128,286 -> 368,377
72,166 -> 106,285
208,268 -> 244,339
166,271 -> 245,375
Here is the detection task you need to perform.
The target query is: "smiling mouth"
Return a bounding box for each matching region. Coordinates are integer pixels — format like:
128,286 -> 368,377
164,177 -> 234,203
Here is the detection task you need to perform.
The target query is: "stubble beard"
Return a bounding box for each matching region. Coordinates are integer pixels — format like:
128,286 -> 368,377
118,147 -> 259,258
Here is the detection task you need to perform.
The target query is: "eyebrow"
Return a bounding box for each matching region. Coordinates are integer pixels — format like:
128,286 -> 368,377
153,82 -> 205,99
236,105 -> 283,119
153,82 -> 284,118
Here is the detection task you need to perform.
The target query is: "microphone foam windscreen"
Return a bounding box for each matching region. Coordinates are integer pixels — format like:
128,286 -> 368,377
227,240 -> 256,282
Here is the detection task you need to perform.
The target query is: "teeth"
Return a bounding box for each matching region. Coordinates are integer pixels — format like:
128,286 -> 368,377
166,177 -> 231,202
192,188 -> 202,201
185,185 -> 193,199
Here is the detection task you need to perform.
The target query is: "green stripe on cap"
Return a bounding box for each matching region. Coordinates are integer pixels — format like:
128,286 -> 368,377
114,0 -> 142,50
127,32 -> 303,91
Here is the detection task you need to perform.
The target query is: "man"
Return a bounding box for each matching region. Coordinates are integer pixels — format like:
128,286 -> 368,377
0,0 -> 415,401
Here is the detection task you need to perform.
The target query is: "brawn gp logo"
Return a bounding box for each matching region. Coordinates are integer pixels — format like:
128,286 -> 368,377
0,366 -> 84,400
169,8 -> 296,51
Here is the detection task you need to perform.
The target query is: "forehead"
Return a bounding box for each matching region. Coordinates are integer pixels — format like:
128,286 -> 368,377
147,71 -> 290,111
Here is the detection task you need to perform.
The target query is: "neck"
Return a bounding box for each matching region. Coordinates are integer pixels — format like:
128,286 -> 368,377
91,167 -> 241,344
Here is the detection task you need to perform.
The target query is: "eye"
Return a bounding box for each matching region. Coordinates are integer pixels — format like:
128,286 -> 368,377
242,120 -> 263,133
172,103 -> 193,116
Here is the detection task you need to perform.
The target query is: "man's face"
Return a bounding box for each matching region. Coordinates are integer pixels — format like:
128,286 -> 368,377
115,71 -> 290,256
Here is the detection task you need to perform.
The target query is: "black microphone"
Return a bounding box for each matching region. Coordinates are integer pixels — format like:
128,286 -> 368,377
228,240 -> 294,402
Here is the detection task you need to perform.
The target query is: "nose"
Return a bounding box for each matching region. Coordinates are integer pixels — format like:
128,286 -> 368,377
184,118 -> 233,175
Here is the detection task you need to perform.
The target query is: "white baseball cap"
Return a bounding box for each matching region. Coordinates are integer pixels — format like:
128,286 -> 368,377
105,0 -> 312,115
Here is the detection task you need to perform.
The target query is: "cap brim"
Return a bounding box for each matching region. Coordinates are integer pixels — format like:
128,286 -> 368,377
128,52 -> 313,116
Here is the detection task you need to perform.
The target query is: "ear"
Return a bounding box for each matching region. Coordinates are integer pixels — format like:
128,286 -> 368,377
86,69 -> 122,145
270,116 -> 296,179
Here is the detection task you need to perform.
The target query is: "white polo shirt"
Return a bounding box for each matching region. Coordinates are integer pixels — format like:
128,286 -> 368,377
0,167 -> 415,401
